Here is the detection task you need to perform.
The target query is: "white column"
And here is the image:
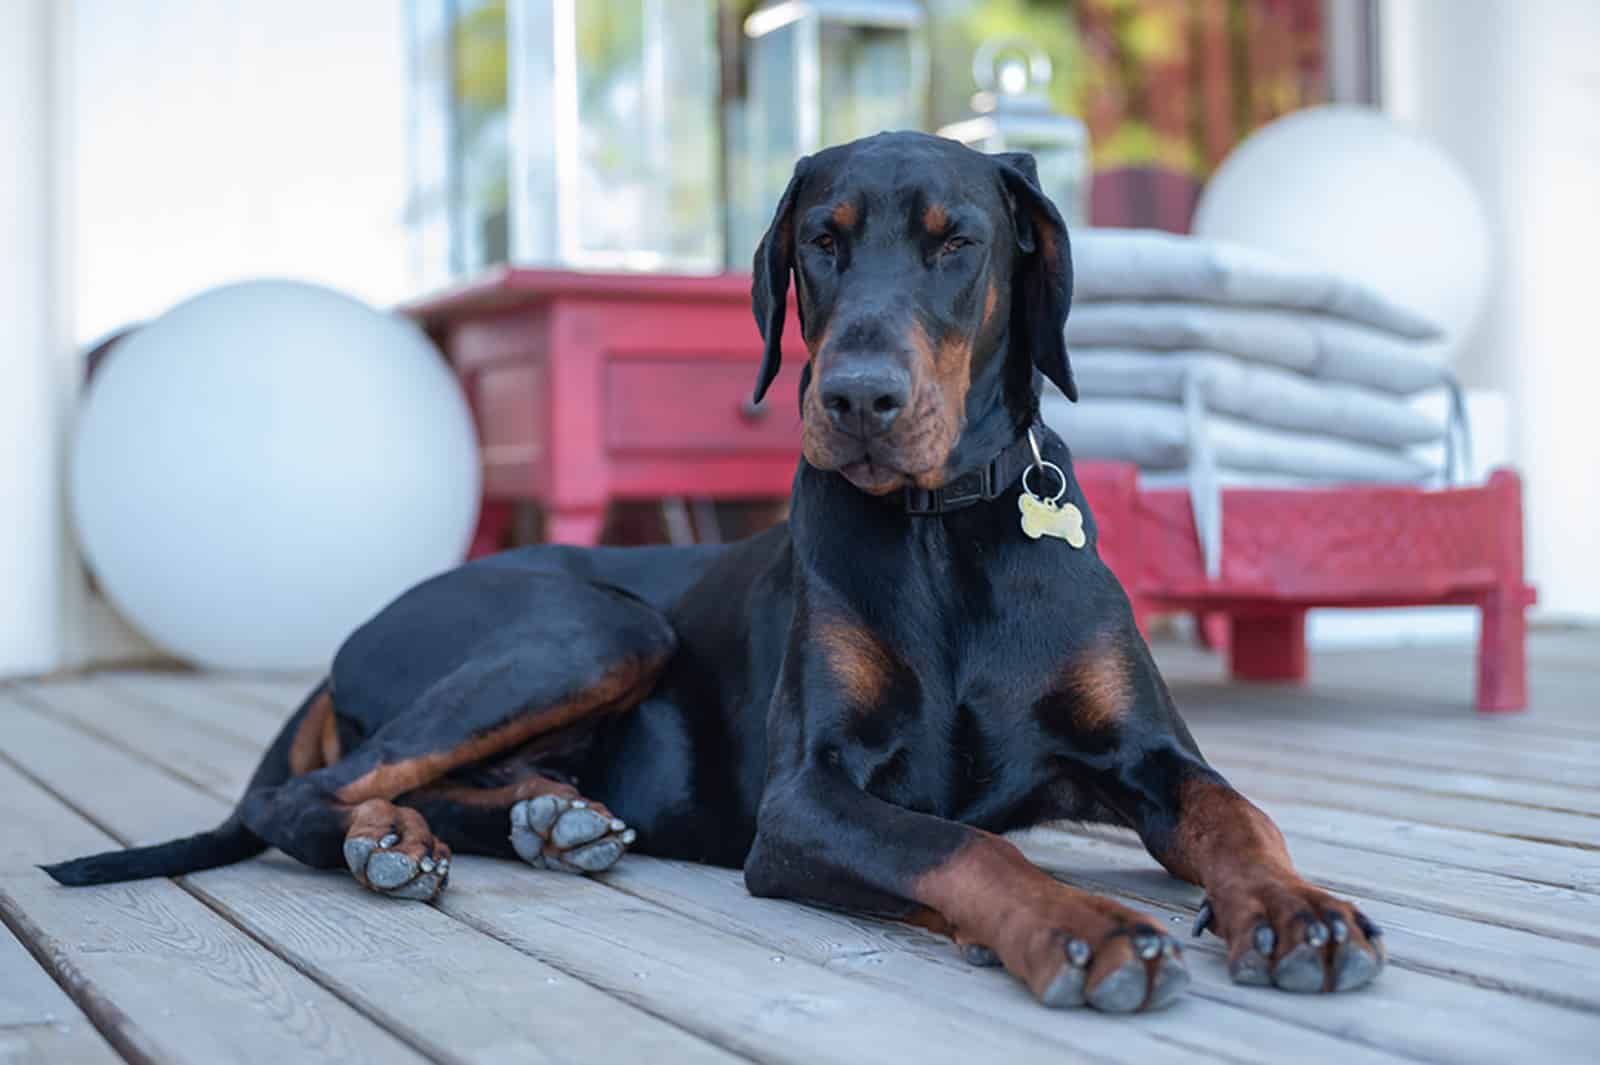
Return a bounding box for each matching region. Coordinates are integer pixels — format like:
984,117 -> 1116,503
1382,0 -> 1600,621
0,0 -> 67,677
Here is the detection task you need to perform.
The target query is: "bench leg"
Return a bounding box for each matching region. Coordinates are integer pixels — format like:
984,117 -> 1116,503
1476,469 -> 1530,713
1477,592 -> 1528,713
1228,611 -> 1308,684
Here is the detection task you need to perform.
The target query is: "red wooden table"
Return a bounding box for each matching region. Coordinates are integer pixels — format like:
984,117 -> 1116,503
408,268 -> 808,551
408,269 -> 1533,713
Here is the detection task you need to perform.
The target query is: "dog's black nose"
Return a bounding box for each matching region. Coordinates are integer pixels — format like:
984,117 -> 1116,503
819,360 -> 911,437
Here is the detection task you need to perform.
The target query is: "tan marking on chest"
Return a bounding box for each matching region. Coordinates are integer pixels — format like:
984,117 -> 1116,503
1058,639 -> 1133,732
815,617 -> 897,711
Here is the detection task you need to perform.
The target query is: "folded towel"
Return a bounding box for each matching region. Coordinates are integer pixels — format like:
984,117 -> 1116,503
1041,397 -> 1434,482
1070,350 -> 1445,447
1067,302 -> 1449,395
1072,229 -> 1442,339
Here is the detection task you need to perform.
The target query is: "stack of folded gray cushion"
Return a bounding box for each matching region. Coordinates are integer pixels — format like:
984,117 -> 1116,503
1040,228 -> 1462,574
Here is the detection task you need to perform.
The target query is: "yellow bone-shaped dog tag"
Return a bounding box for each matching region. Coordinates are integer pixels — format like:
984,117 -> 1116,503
1018,493 -> 1086,548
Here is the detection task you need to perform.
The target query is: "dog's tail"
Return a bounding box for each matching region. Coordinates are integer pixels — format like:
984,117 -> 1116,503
40,812 -> 265,886
40,681 -> 327,886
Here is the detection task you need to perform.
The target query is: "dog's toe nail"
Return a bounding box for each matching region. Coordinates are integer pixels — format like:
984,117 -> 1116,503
1192,900 -> 1215,938
571,800 -> 587,809
1040,962 -> 1087,1008
1272,943 -> 1325,993
962,943 -> 1000,967
522,795 -> 563,833
1355,913 -> 1383,940
365,850 -> 416,891
1145,955 -> 1191,1011
1133,930 -> 1162,961
1332,943 -> 1382,991
564,838 -> 625,873
1327,916 -> 1349,944
1066,937 -> 1091,968
621,828 -> 637,845
342,837 -> 377,875
1087,959 -> 1146,1013
1253,923 -> 1276,956
378,833 -> 399,849
1229,950 -> 1272,987
610,818 -> 626,831
1303,920 -> 1330,949
552,807 -> 611,848
388,874 -> 441,901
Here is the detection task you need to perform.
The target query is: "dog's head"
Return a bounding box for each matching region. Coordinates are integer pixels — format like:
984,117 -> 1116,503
750,131 -> 1074,496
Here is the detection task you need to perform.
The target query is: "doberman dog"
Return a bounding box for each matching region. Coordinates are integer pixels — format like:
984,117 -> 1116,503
47,132 -> 1383,1012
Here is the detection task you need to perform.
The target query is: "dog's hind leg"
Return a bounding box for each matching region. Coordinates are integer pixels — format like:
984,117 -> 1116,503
238,579 -> 675,899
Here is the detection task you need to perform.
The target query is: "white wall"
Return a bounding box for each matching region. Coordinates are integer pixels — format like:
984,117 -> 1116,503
0,0 -> 69,676
71,1 -> 412,344
1382,0 -> 1600,621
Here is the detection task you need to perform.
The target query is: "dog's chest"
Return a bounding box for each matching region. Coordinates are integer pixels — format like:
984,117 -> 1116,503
843,626 -> 1070,827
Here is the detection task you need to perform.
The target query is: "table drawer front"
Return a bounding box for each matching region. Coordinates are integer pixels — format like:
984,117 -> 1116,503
605,359 -> 804,453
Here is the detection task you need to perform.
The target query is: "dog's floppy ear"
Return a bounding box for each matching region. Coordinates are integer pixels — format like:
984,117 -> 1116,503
995,151 -> 1076,402
750,156 -> 811,405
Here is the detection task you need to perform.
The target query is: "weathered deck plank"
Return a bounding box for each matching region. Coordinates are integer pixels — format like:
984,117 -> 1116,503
603,857 -> 1418,1065
0,924 -> 123,1065
0,754 -> 429,1065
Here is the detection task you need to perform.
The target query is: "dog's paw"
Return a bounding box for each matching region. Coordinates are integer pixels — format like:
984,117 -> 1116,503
1194,877 -> 1384,992
1033,917 -> 1190,1013
976,896 -> 1189,1013
343,800 -> 450,901
509,794 -> 635,874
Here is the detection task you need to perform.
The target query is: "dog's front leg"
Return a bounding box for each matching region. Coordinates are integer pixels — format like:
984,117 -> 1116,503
1044,633 -> 1386,993
744,758 -> 1190,1012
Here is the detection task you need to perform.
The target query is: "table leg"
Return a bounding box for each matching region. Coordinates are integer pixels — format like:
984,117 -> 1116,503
544,506 -> 608,546
1228,611 -> 1308,683
468,501 -> 515,559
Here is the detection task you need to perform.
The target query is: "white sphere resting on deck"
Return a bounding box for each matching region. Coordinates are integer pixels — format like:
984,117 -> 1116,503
71,279 -> 480,670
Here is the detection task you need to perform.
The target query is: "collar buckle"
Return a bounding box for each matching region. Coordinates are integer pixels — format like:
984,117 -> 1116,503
900,421 -> 1041,516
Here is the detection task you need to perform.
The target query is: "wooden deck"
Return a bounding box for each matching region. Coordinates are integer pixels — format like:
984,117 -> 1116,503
3,631 -> 1598,1065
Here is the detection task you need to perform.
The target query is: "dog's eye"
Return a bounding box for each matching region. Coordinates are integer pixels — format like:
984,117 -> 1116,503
810,234 -> 836,254
940,236 -> 973,256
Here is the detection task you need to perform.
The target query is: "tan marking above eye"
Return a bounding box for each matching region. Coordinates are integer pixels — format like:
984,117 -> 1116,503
831,201 -> 857,228
923,204 -> 949,235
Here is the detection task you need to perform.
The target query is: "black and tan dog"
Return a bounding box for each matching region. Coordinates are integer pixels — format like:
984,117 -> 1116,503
47,132 -> 1382,1012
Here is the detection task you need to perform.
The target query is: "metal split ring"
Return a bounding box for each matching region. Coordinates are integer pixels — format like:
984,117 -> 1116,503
1023,460 -> 1067,504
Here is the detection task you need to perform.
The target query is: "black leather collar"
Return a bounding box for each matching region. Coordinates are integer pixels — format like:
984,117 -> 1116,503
902,423 -> 1042,516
